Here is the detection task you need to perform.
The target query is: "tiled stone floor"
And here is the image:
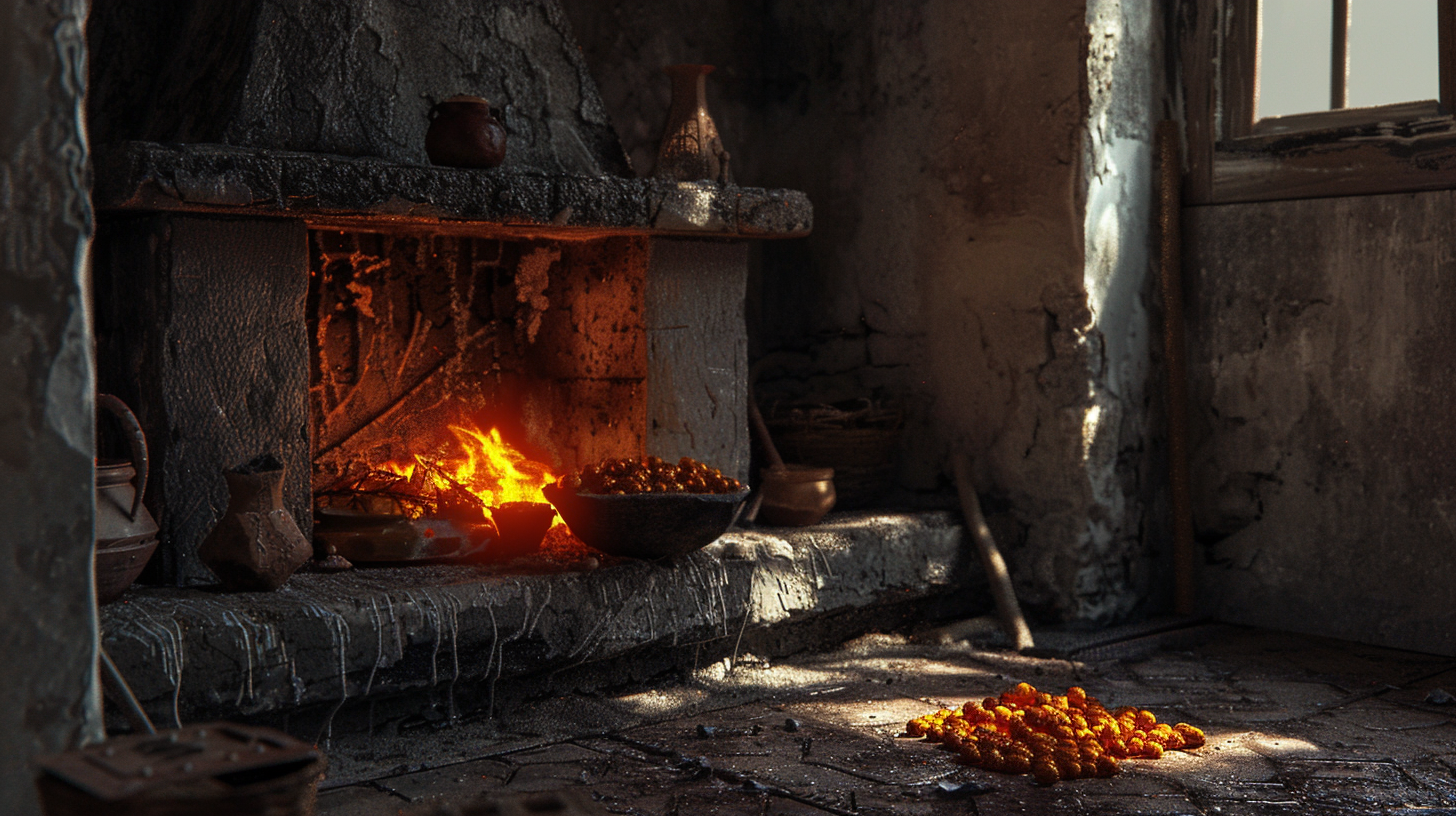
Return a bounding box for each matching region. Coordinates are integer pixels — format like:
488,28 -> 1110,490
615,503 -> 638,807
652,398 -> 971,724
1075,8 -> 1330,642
317,624 -> 1456,815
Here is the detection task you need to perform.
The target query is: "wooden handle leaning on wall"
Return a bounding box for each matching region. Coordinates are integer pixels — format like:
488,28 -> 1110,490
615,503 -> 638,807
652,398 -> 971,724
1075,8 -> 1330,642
952,454 -> 1034,651
1158,119 -> 1197,617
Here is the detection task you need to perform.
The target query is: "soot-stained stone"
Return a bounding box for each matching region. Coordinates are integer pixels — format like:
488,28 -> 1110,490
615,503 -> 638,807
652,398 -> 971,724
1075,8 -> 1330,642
88,0 -> 633,177
93,214 -> 312,587
100,512 -> 977,723
646,239 -> 751,482
93,141 -> 813,238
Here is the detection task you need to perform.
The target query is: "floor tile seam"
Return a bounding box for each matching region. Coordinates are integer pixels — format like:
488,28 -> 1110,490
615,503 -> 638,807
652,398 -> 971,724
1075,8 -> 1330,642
596,732 -> 862,816
338,732 -> 611,789
366,778 -> 415,802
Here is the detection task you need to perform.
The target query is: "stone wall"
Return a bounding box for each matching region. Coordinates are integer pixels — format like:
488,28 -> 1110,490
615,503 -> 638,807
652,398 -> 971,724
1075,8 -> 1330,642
0,0 -> 100,813
566,0 -> 1165,623
87,0 -> 631,176
1185,192 -> 1456,657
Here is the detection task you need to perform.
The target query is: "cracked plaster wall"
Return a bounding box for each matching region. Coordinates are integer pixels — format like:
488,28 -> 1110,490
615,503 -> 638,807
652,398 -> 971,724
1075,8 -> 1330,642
1186,192 -> 1456,657
0,0 -> 102,813
566,0 -> 1164,624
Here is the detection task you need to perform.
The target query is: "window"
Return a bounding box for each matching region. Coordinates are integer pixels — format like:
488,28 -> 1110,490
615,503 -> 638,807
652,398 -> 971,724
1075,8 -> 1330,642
1178,0 -> 1456,204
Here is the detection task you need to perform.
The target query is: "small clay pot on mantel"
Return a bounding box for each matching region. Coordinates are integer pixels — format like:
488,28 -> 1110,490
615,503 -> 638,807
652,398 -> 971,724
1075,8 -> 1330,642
199,454 -> 313,591
425,95 -> 507,169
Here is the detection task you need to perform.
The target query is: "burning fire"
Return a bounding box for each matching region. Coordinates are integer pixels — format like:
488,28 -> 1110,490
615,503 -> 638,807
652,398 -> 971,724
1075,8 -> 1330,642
382,424 -> 561,518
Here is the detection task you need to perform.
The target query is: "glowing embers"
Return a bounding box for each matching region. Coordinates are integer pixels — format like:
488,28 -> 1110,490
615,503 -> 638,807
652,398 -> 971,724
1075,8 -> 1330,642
905,683 -> 1206,785
316,421 -> 595,563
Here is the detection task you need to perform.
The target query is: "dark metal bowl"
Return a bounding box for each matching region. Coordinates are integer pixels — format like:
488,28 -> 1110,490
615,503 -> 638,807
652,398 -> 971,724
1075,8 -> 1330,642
542,484 -> 750,560
490,501 -> 557,560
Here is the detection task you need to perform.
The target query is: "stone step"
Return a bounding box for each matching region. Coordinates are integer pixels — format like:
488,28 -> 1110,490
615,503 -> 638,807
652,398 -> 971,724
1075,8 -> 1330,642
101,512 -> 978,725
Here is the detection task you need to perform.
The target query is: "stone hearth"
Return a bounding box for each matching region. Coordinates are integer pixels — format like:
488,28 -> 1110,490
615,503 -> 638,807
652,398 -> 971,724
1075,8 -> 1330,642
102,513 -> 981,729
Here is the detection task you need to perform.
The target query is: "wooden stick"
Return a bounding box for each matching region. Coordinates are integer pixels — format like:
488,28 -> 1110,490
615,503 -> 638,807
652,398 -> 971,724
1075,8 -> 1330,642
952,454 -> 1034,651
747,393 -> 785,469
1158,120 -> 1196,617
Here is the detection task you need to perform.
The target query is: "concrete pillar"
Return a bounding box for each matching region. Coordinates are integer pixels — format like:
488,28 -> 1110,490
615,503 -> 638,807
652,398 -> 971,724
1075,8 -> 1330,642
0,1 -> 101,813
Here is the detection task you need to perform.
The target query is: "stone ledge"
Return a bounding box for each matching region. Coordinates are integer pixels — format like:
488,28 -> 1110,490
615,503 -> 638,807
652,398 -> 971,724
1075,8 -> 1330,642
93,141 -> 812,239
101,513 -> 975,724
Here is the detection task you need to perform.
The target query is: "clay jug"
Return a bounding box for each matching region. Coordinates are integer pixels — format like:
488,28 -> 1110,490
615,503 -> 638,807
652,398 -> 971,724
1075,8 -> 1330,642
199,454 -> 312,591
425,95 -> 507,169
654,65 -> 733,183
95,395 -> 160,605
95,395 -> 159,550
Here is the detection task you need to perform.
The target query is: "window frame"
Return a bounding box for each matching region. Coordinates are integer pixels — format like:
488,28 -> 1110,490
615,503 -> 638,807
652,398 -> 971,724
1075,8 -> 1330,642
1179,0 -> 1456,205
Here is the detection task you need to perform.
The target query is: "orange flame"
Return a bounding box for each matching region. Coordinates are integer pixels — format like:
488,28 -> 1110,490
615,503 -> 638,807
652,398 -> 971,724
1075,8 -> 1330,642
383,424 -> 561,513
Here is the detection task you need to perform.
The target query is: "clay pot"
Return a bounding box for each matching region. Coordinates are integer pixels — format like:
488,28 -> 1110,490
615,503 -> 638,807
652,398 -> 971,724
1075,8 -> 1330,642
654,64 -> 732,183
95,395 -> 159,552
425,95 -> 507,169
199,454 -> 312,591
96,539 -> 159,605
95,395 -> 159,604
756,465 -> 836,527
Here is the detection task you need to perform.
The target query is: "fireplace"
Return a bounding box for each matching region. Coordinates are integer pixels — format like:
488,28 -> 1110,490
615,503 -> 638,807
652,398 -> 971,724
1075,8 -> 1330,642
306,230 -> 649,493
87,0 -> 810,585
81,0 -> 990,740
305,228 -> 648,556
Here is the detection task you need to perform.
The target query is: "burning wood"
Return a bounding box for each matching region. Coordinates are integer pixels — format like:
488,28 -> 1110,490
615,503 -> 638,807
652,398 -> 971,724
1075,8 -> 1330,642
315,463 -> 484,522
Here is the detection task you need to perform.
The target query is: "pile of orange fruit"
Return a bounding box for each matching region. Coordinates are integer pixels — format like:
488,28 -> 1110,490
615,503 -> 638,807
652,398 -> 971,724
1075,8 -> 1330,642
906,683 -> 1205,785
558,456 -> 744,495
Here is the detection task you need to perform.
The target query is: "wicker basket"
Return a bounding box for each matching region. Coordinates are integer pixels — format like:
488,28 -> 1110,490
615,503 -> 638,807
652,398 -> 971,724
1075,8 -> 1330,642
764,400 -> 903,509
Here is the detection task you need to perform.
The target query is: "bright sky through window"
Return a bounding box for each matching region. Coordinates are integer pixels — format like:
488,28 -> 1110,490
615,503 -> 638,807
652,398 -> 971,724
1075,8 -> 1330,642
1257,0 -> 1437,119
1348,0 -> 1437,108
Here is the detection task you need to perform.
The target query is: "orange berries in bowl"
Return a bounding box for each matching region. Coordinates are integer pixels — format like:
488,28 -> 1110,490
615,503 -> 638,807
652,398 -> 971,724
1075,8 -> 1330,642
543,456 -> 749,559
558,456 -> 744,496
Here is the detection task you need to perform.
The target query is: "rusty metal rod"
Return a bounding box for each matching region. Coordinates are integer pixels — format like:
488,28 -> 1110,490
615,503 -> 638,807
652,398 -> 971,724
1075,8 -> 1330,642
1158,120 -> 1196,617
952,454 -> 1034,651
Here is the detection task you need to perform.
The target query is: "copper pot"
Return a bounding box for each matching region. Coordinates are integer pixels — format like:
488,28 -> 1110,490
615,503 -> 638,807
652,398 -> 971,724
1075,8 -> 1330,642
425,95 -> 507,169
757,465 -> 836,527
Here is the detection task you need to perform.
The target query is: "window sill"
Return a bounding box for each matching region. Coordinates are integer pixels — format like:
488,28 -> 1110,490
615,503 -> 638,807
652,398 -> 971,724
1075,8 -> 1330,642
1194,112 -> 1456,205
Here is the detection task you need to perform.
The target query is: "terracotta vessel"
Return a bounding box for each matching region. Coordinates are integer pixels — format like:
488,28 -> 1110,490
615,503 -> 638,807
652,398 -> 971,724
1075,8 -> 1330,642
199,454 -> 312,591
95,395 -> 159,551
95,539 -> 159,605
425,95 -> 507,169
95,395 -> 159,604
757,465 -> 836,527
654,64 -> 732,183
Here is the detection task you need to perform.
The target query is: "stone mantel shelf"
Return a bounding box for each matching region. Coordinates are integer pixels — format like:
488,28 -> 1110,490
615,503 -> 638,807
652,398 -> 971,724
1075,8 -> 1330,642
93,141 -> 813,240
101,513 -> 977,727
